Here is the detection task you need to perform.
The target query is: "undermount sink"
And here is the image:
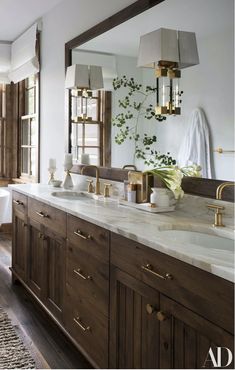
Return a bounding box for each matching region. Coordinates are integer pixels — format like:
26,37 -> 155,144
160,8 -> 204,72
51,191 -> 95,201
159,229 -> 234,251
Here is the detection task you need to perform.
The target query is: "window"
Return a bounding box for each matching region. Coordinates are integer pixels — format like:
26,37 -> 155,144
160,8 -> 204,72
19,74 -> 39,182
70,90 -> 111,167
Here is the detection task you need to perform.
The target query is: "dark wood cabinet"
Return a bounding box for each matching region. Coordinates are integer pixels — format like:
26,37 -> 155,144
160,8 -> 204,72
12,191 -> 28,282
27,218 -> 45,300
43,227 -> 65,322
159,295 -> 234,369
110,267 -> 234,369
11,191 -> 234,369
110,267 -> 161,369
12,211 -> 27,281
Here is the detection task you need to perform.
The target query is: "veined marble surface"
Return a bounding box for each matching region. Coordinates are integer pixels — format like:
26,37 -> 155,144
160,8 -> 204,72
10,183 -> 235,283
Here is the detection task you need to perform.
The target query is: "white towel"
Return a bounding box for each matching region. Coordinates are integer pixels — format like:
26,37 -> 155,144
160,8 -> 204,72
178,108 -> 212,178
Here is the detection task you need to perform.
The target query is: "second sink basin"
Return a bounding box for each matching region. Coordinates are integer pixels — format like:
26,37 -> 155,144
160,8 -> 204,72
160,229 -> 234,251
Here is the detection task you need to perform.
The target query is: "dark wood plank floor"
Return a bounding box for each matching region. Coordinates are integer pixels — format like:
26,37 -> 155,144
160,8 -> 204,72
0,233 -> 91,369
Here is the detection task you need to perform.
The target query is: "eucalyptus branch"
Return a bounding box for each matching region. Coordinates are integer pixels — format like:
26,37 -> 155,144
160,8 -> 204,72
112,76 -> 175,167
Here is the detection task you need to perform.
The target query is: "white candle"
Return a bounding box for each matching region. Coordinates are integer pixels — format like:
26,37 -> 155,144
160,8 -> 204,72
64,153 -> 73,165
81,153 -> 90,165
49,158 -> 56,169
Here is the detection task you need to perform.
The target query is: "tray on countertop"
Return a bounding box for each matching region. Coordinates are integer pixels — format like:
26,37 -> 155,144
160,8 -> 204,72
119,199 -> 175,213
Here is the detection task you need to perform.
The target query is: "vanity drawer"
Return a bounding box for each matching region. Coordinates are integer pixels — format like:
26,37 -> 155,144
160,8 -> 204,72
67,214 -> 109,263
64,282 -> 108,368
66,241 -> 109,316
111,232 -> 234,334
28,198 -> 66,237
12,191 -> 28,215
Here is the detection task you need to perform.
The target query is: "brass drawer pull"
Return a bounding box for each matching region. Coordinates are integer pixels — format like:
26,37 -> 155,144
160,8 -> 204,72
73,317 -> 90,332
13,200 -> 23,206
141,264 -> 173,280
38,233 -> 47,240
73,230 -> 92,240
73,268 -> 92,281
36,211 -> 49,218
146,304 -> 156,315
156,311 -> 168,322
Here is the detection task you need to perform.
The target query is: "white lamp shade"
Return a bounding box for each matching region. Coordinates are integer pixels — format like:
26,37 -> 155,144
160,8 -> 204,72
137,28 -> 179,68
178,31 -> 199,69
65,64 -> 104,90
65,64 -> 89,89
89,65 -> 103,90
137,28 -> 199,69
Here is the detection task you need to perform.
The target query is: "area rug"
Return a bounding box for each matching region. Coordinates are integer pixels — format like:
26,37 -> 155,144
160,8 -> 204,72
0,307 -> 35,369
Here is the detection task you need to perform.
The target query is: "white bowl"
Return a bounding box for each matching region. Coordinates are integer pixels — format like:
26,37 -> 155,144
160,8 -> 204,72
51,180 -> 62,188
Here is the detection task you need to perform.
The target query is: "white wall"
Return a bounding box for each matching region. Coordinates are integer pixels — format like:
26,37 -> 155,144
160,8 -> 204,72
40,0 -> 136,183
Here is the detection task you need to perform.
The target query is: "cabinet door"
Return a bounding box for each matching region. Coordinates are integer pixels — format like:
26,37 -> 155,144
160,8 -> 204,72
27,219 -> 45,299
12,211 -> 27,281
43,227 -> 65,322
110,266 -> 161,369
159,294 -> 234,369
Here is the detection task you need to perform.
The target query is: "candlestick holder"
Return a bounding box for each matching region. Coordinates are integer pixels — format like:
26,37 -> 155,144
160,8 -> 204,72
63,162 -> 73,189
63,169 -> 74,189
48,167 -> 56,185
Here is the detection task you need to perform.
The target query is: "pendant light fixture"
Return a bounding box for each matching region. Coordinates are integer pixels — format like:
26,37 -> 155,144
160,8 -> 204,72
65,64 -> 103,121
137,28 -> 199,116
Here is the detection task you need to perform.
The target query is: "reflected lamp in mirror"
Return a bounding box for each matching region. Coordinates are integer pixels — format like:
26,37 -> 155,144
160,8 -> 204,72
65,64 -> 103,121
137,28 -> 199,116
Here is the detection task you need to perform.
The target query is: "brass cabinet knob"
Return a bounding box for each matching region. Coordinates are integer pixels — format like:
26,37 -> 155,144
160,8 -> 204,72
156,311 -> 168,322
146,304 -> 156,315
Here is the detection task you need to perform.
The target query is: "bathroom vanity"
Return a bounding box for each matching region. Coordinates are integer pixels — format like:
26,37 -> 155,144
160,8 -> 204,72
11,185 -> 234,369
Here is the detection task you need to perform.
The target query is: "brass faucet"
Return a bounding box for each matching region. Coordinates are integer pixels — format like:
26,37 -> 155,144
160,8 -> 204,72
207,182 -> 234,227
216,182 -> 235,200
81,165 -> 101,195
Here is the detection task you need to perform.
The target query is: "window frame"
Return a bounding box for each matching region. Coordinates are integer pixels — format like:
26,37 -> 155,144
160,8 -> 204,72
69,89 -> 111,167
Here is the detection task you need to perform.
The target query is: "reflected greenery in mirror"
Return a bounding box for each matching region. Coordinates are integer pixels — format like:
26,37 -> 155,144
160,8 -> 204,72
112,76 -> 176,168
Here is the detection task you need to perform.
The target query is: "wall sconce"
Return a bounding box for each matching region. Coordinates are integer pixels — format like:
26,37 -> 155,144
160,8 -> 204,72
65,64 -> 103,121
137,28 -> 199,116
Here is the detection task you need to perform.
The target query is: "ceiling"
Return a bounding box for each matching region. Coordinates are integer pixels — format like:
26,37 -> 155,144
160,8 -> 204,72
0,0 -> 63,41
77,0 -> 233,57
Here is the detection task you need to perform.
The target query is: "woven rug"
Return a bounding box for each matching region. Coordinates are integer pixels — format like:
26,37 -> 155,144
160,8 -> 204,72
0,307 -> 35,369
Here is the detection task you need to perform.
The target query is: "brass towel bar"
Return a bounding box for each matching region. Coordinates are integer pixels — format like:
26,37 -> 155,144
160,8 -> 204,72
213,147 -> 235,154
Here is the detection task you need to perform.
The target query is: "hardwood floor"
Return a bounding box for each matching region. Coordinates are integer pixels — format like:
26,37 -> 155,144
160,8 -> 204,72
0,233 -> 91,369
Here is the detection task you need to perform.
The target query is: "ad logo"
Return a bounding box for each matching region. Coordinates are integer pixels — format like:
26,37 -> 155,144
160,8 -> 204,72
203,347 -> 233,368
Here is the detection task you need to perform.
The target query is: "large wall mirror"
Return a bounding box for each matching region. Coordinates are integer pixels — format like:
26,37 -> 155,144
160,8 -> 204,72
65,0 -> 234,191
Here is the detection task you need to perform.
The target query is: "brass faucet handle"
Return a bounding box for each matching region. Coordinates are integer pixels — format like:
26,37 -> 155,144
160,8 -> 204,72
207,204 -> 225,227
104,183 -> 112,198
207,203 -> 224,211
86,179 -> 94,193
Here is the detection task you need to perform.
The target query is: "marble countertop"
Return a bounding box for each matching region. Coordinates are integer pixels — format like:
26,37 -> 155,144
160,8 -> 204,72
10,184 -> 235,283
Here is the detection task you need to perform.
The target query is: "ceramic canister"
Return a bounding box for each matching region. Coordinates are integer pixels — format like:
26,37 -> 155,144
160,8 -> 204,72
150,187 -> 172,207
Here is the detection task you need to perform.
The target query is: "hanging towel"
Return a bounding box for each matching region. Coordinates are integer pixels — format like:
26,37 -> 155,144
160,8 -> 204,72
178,108 -> 212,178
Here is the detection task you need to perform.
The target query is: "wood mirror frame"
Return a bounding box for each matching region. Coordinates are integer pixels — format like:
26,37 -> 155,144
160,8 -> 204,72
65,0 -> 234,202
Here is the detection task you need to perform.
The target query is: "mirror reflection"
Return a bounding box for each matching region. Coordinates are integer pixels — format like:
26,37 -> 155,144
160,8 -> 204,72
69,0 -> 234,180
